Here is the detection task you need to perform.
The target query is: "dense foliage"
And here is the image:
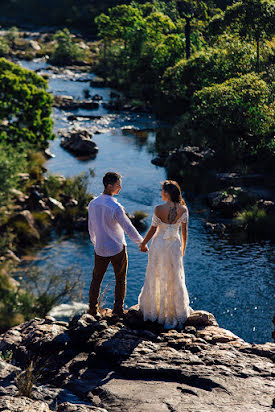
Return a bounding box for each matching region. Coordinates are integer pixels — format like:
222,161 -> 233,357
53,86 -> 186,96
94,0 -> 274,167
0,58 -> 55,145
191,73 -> 274,155
49,28 -> 87,65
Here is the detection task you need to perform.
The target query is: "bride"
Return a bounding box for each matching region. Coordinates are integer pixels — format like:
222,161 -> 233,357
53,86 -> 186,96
138,180 -> 192,329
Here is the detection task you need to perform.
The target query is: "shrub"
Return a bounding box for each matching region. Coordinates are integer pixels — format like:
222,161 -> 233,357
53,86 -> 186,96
191,73 -> 274,155
0,143 -> 27,212
5,26 -> 20,47
50,28 -> 87,65
0,264 -> 84,332
0,58 -> 55,145
161,38 -> 258,102
0,38 -> 10,56
15,360 -> 41,398
235,205 -> 275,238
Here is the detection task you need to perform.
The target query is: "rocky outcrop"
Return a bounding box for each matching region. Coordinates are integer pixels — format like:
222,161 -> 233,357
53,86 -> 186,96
0,307 -> 274,412
207,187 -> 258,217
152,146 -> 215,177
54,95 -> 99,110
60,129 -> 98,157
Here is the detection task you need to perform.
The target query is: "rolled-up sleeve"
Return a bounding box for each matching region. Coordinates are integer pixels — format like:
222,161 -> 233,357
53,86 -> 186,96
88,205 -> 96,245
114,206 -> 143,245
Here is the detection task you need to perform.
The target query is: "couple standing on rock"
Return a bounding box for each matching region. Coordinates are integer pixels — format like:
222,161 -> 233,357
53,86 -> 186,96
88,172 -> 192,328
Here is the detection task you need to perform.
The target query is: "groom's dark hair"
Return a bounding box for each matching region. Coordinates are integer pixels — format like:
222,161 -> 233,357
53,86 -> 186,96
103,172 -> 121,188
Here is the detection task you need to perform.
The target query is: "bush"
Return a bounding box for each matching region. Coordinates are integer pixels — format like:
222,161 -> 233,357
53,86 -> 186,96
5,26 -> 20,47
236,205 -> 275,238
0,58 -> 55,145
0,143 -> 27,212
50,28 -> 87,65
161,38 -> 258,102
0,38 -> 10,56
191,73 -> 274,155
0,264 -> 84,332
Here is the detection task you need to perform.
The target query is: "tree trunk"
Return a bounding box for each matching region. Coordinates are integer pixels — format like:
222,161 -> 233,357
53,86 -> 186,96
185,18 -> 191,59
256,39 -> 260,73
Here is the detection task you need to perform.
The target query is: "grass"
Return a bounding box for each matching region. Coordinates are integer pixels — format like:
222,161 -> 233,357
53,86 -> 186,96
15,360 -> 41,398
235,205 -> 275,238
0,350 -> 13,363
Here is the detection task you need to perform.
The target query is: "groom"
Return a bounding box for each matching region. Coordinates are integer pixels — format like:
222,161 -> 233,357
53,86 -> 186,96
88,172 -> 148,317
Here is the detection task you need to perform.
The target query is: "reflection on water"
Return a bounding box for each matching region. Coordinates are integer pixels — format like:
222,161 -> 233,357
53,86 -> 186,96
18,59 -> 275,344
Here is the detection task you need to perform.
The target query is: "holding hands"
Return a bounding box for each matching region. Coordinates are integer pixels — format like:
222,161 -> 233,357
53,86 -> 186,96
139,242 -> 149,253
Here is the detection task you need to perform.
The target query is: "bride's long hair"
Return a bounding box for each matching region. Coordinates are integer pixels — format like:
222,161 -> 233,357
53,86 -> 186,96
162,180 -> 186,206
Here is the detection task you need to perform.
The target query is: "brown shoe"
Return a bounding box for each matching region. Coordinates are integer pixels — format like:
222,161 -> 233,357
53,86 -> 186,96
86,309 -> 101,319
112,308 -> 125,318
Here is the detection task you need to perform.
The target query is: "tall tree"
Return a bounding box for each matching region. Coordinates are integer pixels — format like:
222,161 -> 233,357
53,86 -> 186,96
209,0 -> 275,72
175,0 -> 208,58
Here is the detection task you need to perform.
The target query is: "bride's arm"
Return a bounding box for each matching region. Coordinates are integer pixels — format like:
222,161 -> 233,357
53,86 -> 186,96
139,225 -> 157,251
181,222 -> 187,256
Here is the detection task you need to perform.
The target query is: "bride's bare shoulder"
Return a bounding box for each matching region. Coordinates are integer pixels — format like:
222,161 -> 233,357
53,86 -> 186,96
179,204 -> 188,212
154,204 -> 164,217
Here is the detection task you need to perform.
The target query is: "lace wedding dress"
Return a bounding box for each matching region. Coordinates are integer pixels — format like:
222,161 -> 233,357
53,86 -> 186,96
138,211 -> 192,329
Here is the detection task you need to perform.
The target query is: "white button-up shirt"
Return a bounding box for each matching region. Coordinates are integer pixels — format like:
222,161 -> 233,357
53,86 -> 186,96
88,194 -> 143,257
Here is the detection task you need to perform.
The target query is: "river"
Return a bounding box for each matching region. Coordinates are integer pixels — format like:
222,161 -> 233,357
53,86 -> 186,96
18,58 -> 275,344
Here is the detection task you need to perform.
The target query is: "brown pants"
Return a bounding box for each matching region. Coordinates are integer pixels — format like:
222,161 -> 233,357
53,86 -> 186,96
88,246 -> 128,314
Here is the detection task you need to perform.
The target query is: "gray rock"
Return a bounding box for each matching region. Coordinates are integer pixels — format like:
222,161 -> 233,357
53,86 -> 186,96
0,395 -> 50,411
54,95 -> 99,110
48,197 -> 65,211
60,129 -> 98,157
57,402 -> 108,411
9,210 -> 40,243
29,40 -> 41,50
0,311 -> 274,412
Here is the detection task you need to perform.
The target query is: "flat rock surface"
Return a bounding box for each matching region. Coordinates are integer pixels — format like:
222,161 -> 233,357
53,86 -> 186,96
0,307 -> 274,411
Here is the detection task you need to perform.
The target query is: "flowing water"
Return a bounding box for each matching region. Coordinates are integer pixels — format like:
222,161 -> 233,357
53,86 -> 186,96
18,59 -> 275,344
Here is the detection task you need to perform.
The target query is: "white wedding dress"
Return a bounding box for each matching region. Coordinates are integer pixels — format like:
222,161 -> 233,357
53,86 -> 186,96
138,210 -> 192,329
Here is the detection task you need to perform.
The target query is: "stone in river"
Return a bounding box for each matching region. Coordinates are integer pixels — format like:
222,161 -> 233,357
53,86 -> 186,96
60,129 -> 98,158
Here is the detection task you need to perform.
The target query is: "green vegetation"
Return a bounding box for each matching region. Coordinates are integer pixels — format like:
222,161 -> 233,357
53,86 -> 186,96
15,361 -> 39,398
191,73 -> 274,157
0,265 -> 83,333
236,205 -> 275,238
49,28 -> 87,65
0,350 -> 13,363
93,0 -> 274,171
0,58 -> 55,145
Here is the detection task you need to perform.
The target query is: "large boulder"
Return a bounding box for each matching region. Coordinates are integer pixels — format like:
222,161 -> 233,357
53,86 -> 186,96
60,130 -> 98,157
9,210 -> 40,244
166,146 -> 215,178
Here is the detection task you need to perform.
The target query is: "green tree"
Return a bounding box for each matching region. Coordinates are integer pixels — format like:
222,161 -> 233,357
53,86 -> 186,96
208,0 -> 275,72
108,5 -> 143,49
144,11 -> 176,43
0,58 -> 55,146
191,73 -> 274,154
161,37 -> 258,101
175,0 -> 208,58
152,34 -> 185,76
50,28 -> 87,65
